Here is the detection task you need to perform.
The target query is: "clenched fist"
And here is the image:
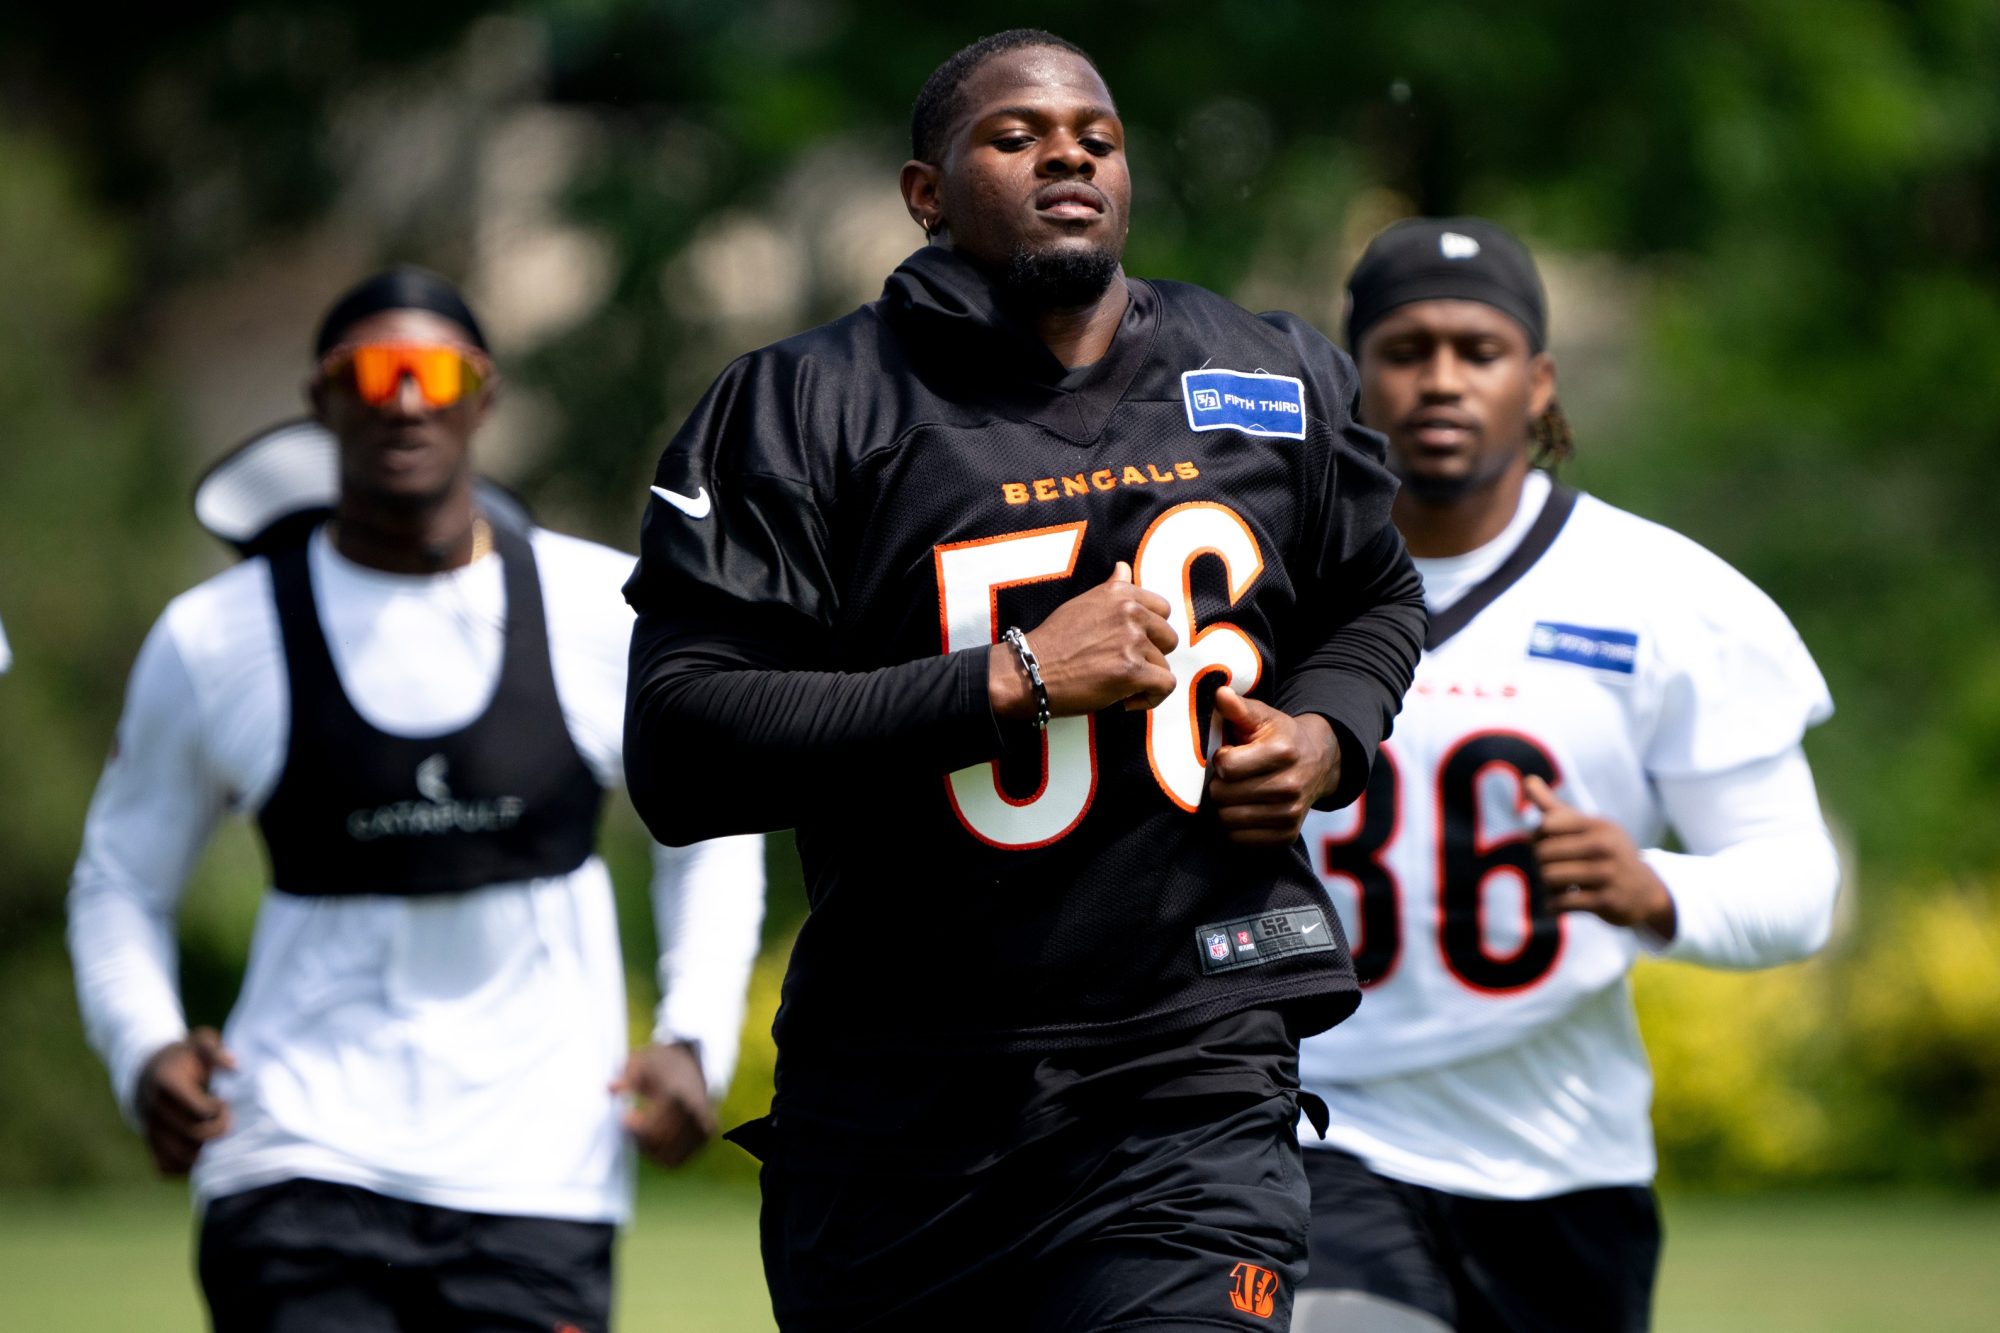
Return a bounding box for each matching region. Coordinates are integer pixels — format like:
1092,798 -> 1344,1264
612,1041 -> 718,1168
1525,775 -> 1677,937
989,561 -> 1179,719
1204,686 -> 1342,846
136,1027 -> 235,1176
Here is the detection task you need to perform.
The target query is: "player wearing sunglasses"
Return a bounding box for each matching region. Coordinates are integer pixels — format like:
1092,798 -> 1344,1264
319,340 -> 491,411
68,268 -> 767,1333
305,285 -> 499,568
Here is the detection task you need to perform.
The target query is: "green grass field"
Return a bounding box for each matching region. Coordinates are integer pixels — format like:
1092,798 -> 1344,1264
3,1182 -> 1995,1330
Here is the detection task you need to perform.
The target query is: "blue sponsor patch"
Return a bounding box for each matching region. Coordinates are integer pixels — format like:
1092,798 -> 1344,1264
1528,622 -> 1639,674
1181,369 -> 1308,440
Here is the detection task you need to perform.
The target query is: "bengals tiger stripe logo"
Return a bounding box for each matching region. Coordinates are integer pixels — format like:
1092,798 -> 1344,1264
1228,1261 -> 1278,1318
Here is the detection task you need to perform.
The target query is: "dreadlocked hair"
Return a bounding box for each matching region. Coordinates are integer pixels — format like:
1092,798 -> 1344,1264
909,29 -> 1097,164
1531,397 -> 1575,471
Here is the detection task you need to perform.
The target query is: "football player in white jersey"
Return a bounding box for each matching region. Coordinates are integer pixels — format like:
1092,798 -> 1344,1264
67,268 -> 766,1333
1291,219 -> 1840,1333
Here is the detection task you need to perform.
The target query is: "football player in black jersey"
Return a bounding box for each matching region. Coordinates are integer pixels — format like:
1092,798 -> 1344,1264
625,30 -> 1426,1332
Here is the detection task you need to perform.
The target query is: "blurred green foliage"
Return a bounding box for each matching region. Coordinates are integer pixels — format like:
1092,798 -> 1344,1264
1639,885 -> 2000,1188
1,1 -> 1996,1188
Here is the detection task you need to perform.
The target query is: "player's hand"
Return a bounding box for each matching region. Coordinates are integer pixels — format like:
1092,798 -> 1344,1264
612,1041 -> 717,1169
1203,687 -> 1341,846
990,561 -> 1178,719
1524,775 -> 1677,937
135,1028 -> 236,1176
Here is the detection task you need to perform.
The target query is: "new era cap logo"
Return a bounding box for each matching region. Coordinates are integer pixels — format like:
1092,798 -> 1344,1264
1439,231 -> 1481,259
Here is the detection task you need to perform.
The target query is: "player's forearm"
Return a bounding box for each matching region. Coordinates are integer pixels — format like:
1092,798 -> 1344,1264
1276,533 -> 1427,808
625,612 -> 1005,844
67,629 -> 221,1120
1642,830 -> 1839,967
67,875 -> 190,1120
1277,598 -> 1426,798
1643,749 -> 1842,968
649,834 -> 766,1097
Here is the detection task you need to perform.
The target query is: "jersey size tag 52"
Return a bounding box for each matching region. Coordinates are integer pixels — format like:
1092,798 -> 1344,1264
1181,369 -> 1308,440
1195,906 -> 1337,975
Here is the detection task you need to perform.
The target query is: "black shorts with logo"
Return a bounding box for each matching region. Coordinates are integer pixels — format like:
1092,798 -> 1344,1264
736,1006 -> 1320,1332
1299,1147 -> 1661,1333
197,1178 -> 614,1333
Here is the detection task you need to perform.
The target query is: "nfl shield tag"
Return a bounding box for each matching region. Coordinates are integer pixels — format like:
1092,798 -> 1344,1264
1194,907 -> 1337,975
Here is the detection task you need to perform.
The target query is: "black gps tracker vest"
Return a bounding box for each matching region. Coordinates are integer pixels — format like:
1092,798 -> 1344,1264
256,518 -> 604,896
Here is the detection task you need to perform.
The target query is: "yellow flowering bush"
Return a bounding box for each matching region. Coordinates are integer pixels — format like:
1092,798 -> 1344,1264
1638,884 -> 2000,1186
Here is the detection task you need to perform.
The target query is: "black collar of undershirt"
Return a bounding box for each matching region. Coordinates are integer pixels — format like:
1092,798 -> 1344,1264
879,245 -> 1159,445
1424,481 -> 1579,650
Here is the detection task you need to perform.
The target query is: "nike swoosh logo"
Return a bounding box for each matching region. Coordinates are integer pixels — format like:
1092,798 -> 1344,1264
650,485 -> 712,519
1303,922 -> 1321,934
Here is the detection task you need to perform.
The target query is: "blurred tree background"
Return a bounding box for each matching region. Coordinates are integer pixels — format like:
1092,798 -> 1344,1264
2,0 -> 1996,1191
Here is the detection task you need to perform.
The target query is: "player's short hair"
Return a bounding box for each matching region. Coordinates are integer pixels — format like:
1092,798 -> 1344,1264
909,29 -> 1098,165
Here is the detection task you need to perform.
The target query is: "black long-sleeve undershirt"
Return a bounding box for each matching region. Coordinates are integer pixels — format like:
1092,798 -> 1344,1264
1278,523 -> 1428,809
625,596 -> 1005,845
625,527 -> 1425,847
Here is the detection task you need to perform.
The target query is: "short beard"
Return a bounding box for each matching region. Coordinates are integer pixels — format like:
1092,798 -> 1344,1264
1391,444 -> 1525,507
1393,466 -> 1484,506
997,243 -> 1121,311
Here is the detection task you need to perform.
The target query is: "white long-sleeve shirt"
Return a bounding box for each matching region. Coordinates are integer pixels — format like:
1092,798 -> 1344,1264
68,525 -> 765,1222
1299,472 -> 1839,1197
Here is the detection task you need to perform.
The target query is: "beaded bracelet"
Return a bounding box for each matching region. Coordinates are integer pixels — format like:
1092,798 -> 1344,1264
1001,627 -> 1051,730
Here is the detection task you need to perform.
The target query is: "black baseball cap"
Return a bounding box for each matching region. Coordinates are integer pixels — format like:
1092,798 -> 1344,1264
1345,217 -> 1547,352
314,265 -> 488,358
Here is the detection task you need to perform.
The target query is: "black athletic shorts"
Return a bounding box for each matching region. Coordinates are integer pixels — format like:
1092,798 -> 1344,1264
1298,1147 -> 1660,1333
197,1177 -> 615,1333
734,1006 -> 1319,1332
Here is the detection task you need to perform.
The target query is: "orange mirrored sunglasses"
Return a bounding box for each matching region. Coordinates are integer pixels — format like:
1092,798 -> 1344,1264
320,341 -> 491,409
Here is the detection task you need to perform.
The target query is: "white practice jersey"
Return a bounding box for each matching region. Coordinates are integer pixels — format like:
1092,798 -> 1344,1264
1300,471 -> 1837,1198
69,525 -> 766,1223
0,610 -> 11,673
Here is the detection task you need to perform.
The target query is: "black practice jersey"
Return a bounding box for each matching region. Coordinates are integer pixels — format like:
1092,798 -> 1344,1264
626,245 -> 1424,1064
